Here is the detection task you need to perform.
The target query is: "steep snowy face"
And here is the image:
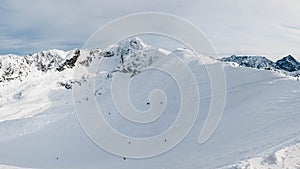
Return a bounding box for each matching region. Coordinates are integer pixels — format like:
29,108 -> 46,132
275,55 -> 300,72
0,54 -> 29,83
26,49 -> 69,72
0,50 -> 70,83
106,37 -> 165,77
0,38 -> 170,88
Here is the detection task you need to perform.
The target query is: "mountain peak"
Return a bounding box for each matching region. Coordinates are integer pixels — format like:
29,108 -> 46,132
275,55 -> 300,72
110,37 -> 149,52
280,55 -> 297,63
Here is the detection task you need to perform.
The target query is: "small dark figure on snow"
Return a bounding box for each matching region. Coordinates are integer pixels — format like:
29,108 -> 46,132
121,55 -> 124,64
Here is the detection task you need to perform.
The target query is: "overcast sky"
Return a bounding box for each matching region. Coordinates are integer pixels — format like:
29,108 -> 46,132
0,0 -> 300,60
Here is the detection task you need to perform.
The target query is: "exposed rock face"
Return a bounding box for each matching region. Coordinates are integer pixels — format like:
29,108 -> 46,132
57,49 -> 81,72
275,55 -> 300,72
220,55 -> 274,69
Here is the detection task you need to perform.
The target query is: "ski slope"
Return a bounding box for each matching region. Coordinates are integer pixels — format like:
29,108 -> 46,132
220,139 -> 300,169
0,39 -> 300,169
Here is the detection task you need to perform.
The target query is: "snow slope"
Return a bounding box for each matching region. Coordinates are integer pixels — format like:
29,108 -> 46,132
220,141 -> 300,169
1,38 -> 300,169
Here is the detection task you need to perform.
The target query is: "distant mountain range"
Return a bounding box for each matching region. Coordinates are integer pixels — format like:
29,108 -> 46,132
1,38 -> 300,86
220,55 -> 300,77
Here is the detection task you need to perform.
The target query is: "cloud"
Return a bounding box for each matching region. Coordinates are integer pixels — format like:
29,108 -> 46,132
0,0 -> 300,60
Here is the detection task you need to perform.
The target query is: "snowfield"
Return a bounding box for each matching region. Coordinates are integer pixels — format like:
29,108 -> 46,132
220,141 -> 300,169
0,38 -> 300,169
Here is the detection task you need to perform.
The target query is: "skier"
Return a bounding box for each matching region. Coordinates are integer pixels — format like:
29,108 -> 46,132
121,55 -> 124,63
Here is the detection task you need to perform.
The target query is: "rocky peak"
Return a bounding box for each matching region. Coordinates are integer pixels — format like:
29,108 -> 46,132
220,55 -> 274,69
275,55 -> 300,72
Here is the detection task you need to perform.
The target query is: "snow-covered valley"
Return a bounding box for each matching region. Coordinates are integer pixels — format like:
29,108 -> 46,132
0,38 -> 300,169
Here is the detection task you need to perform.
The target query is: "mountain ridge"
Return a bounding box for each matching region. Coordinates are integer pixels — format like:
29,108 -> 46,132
220,54 -> 300,77
1,38 -> 300,86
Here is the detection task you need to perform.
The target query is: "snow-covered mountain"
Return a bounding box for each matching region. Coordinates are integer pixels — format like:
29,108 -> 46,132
220,55 -> 300,77
0,38 -> 167,87
1,38 -> 300,169
0,49 -> 68,83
